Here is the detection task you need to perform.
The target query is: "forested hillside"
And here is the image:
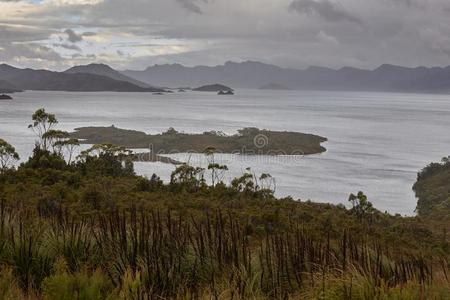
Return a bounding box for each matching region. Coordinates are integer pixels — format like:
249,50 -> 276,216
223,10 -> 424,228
414,157 -> 450,222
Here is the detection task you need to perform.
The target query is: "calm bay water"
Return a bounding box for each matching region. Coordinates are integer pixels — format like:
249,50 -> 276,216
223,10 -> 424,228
1,89 -> 449,215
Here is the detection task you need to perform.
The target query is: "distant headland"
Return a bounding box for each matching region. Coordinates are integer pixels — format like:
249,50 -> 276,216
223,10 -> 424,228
0,94 -> 13,100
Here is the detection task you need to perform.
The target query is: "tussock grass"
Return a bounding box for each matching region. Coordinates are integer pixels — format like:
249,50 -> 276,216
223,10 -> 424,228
0,202 -> 446,299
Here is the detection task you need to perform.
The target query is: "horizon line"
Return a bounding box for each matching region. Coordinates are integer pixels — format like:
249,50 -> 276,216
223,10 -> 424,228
2,60 -> 450,73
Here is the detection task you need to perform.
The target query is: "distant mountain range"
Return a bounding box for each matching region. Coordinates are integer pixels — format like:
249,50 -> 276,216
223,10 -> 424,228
65,64 -> 150,88
0,64 -> 164,93
123,61 -> 450,93
2,61 -> 450,93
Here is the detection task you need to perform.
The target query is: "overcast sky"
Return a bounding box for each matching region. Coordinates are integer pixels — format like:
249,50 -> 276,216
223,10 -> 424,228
1,0 -> 450,70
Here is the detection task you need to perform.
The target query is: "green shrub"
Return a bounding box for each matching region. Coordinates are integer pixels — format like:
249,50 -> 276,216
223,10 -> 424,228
42,259 -> 112,300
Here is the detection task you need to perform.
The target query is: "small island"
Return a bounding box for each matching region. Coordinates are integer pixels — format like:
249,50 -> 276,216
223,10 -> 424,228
71,126 -> 327,158
193,84 -> 234,92
0,94 -> 13,100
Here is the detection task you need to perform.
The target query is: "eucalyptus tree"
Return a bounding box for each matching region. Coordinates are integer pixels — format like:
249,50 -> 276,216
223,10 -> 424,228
43,129 -> 70,155
0,138 -> 19,173
28,108 -> 58,150
56,138 -> 80,164
259,173 -> 276,192
204,146 -> 228,187
348,191 -> 375,222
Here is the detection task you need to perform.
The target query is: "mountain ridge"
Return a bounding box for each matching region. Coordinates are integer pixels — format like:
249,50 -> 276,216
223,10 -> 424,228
122,61 -> 450,93
0,64 -> 164,92
2,61 -> 450,93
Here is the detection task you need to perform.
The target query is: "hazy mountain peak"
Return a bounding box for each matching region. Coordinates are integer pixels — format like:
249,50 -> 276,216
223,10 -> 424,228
86,63 -> 112,68
0,64 -> 19,71
374,64 -> 409,72
65,63 -> 150,88
65,63 -> 115,73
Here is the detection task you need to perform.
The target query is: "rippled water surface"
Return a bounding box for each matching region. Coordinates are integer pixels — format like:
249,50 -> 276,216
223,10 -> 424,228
1,90 -> 450,215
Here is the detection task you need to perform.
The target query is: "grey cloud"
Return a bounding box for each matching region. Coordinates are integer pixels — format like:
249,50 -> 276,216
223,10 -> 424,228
175,0 -> 207,14
289,0 -> 363,24
64,29 -> 83,43
63,29 -> 96,43
389,0 -> 415,7
82,32 -> 97,37
0,25 -> 53,43
54,43 -> 82,51
386,0 -> 429,10
71,53 -> 96,59
2,0 -> 450,70
71,53 -> 96,60
0,43 -> 63,62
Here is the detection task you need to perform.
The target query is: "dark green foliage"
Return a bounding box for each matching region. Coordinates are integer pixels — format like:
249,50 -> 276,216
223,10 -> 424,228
21,147 -> 67,171
76,154 -> 134,178
348,191 -> 376,222
170,164 -> 206,192
414,156 -> 450,218
135,174 -> 163,192
0,138 -> 19,172
417,156 -> 450,181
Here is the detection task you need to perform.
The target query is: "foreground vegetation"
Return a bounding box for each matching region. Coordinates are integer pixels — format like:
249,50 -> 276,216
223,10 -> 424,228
0,109 -> 448,299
